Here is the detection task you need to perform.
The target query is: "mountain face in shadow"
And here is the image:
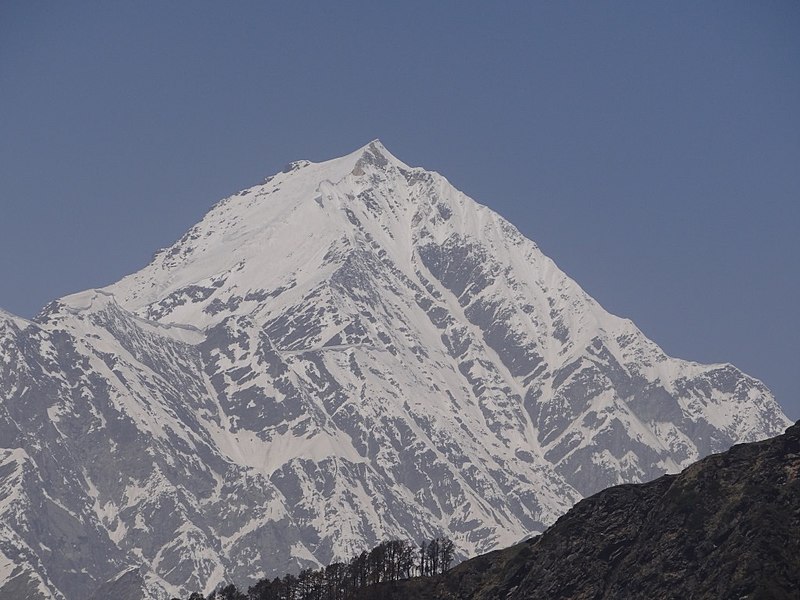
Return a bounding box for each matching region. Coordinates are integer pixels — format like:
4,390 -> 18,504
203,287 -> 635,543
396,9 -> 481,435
365,420 -> 800,599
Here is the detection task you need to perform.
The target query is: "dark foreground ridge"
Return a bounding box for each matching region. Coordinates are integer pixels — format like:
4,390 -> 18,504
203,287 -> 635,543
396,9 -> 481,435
379,419 -> 800,600
188,420 -> 800,599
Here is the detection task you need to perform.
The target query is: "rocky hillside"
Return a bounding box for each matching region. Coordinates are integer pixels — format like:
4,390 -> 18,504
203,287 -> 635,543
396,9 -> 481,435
376,419 -> 800,599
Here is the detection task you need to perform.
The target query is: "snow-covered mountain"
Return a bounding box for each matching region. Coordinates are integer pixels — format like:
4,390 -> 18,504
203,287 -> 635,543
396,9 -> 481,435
0,141 -> 790,599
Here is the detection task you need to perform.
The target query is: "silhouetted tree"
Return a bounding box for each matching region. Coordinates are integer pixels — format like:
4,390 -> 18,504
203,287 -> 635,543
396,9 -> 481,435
211,583 -> 246,600
427,538 -> 440,575
398,540 -> 416,579
324,562 -> 346,600
247,577 -> 275,600
439,536 -> 455,572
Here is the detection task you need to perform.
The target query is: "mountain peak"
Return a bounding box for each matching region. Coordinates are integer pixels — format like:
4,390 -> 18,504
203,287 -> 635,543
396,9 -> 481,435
365,138 -> 386,151
351,139 -> 406,175
1,141 -> 791,600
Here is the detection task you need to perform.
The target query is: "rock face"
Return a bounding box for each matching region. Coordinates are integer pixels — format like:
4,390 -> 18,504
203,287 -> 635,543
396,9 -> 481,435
382,420 -> 800,600
0,141 -> 790,599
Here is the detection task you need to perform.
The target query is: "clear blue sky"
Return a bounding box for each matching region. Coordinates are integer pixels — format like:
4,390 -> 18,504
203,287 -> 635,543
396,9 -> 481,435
1,1 -> 798,419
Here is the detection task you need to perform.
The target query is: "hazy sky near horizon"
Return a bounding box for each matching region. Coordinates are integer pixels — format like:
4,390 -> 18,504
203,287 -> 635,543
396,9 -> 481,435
1,1 -> 798,418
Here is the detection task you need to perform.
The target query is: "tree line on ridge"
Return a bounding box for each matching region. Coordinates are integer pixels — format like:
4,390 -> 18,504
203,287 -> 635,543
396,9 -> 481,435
174,537 -> 455,600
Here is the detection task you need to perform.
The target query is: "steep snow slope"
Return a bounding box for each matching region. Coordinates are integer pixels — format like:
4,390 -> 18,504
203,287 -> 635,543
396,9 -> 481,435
0,141 -> 790,599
